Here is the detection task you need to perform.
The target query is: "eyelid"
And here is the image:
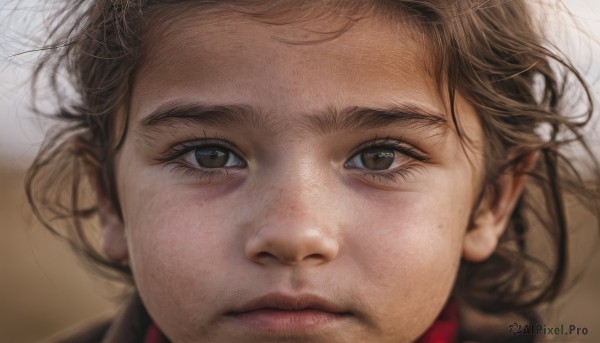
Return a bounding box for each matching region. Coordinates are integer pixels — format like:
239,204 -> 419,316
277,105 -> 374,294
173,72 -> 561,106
347,137 -> 429,163
156,139 -> 247,184
342,138 -> 429,185
156,138 -> 246,163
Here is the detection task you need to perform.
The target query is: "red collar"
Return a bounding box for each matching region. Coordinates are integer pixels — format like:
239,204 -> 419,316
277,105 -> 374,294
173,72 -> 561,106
144,301 -> 458,343
416,300 -> 459,343
143,323 -> 168,343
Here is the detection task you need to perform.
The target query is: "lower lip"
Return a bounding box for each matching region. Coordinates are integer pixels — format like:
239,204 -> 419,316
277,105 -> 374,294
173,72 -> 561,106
228,309 -> 350,333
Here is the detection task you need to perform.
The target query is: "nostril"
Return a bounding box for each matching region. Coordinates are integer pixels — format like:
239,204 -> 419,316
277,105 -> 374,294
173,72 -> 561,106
254,251 -> 327,265
244,225 -> 340,266
256,251 -> 274,260
305,253 -> 323,261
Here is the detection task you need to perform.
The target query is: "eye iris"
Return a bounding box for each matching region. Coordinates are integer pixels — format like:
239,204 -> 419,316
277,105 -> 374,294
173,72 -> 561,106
361,148 -> 394,170
195,147 -> 229,168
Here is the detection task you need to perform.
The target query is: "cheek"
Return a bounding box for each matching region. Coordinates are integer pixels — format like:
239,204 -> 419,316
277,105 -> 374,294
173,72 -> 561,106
345,191 -> 468,336
120,177 -> 237,337
348,188 -> 467,275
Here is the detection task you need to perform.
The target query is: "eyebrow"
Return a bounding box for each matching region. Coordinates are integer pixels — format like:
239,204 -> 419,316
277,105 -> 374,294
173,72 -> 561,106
137,101 -> 448,137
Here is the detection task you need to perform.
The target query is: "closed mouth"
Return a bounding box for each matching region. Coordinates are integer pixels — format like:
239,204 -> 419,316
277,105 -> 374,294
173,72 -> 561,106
226,293 -> 353,333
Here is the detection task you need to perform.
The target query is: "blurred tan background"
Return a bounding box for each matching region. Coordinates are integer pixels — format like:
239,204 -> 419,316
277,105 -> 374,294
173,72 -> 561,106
0,165 -> 125,342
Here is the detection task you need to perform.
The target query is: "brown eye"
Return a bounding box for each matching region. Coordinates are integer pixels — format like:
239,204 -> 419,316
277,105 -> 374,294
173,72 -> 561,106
194,146 -> 244,168
346,145 -> 412,172
360,148 -> 395,170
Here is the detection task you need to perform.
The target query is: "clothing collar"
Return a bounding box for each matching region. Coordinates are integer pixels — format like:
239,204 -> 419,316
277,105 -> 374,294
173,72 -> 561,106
416,300 -> 459,343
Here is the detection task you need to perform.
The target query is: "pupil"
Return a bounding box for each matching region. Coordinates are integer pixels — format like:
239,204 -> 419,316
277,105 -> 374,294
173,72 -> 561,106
361,148 -> 394,170
195,147 -> 229,168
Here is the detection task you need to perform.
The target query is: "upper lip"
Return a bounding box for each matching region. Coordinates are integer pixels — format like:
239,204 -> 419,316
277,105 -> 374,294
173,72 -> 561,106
228,293 -> 349,314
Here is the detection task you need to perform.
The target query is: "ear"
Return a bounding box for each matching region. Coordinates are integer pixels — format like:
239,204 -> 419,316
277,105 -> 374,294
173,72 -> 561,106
96,196 -> 129,262
77,137 -> 129,263
463,152 -> 538,262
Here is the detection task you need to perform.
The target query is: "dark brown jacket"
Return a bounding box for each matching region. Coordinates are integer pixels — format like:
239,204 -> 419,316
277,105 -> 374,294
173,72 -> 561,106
44,294 -> 151,343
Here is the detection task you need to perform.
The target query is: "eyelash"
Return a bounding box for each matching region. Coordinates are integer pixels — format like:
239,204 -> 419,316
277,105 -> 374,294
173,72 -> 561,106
157,137 -> 429,184
344,138 -> 429,184
156,138 -> 245,184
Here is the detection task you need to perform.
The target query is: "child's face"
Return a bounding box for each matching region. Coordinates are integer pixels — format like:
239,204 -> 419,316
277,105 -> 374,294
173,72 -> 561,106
105,9 -> 498,343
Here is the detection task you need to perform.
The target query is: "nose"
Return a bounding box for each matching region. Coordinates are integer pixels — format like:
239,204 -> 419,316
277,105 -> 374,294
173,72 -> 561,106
244,186 -> 340,267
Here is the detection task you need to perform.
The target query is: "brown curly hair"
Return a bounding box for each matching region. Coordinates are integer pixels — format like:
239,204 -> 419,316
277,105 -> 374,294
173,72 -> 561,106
26,0 -> 600,339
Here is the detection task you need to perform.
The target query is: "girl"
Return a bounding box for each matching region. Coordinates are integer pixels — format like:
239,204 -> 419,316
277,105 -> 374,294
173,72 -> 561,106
27,0 -> 600,342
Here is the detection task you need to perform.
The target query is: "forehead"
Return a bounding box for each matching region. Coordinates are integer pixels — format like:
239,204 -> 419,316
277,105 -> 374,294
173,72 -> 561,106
141,5 -> 431,62
142,6 -> 429,56
132,7 -> 444,115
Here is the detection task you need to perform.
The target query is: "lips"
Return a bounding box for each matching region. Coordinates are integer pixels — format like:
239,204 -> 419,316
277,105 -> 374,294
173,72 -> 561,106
226,293 -> 353,333
231,293 -> 348,313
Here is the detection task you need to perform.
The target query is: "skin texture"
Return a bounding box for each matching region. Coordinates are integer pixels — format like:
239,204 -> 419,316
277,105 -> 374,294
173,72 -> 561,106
97,9 -> 529,343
